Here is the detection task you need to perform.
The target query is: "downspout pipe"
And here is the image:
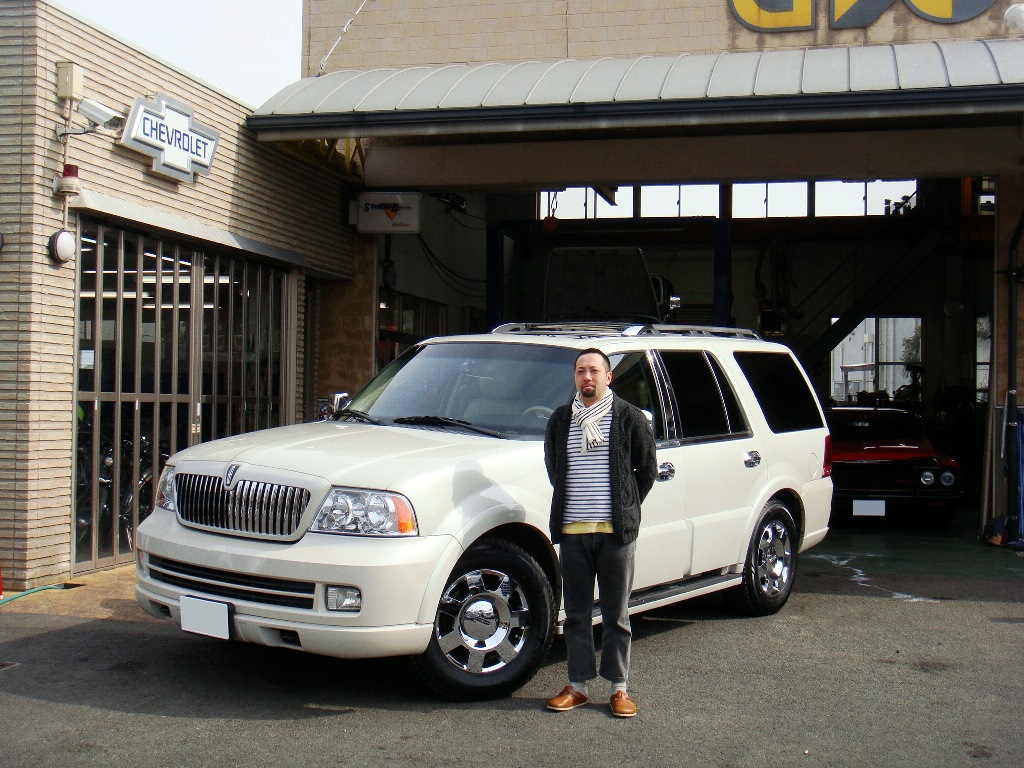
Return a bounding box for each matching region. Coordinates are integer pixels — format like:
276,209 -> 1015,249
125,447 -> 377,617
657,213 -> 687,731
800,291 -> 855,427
1006,204 -> 1024,550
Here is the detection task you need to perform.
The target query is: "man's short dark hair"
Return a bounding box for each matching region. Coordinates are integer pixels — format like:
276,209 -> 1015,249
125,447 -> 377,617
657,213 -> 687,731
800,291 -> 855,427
575,348 -> 611,371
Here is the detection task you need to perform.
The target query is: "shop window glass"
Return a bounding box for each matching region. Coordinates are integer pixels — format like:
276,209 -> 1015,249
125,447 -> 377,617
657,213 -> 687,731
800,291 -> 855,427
377,290 -> 449,370
976,315 -> 991,403
828,316 -> 922,406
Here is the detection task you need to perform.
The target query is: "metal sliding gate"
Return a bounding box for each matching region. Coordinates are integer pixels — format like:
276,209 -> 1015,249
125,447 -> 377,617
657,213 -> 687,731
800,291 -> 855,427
74,218 -> 291,570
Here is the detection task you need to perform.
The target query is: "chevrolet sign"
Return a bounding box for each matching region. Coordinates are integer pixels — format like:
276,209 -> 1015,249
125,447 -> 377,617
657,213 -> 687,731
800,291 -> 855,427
121,93 -> 220,183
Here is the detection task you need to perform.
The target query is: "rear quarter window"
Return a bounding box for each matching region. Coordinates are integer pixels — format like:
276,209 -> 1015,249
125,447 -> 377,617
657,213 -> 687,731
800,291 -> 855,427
733,351 -> 824,434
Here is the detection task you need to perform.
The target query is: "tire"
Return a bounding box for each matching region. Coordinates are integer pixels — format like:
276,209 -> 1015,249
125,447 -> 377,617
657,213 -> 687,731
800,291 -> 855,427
412,538 -> 555,700
729,499 -> 798,617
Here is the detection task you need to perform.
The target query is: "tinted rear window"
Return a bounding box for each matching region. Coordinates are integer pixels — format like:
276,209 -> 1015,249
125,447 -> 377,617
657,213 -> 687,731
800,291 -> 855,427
733,351 -> 824,433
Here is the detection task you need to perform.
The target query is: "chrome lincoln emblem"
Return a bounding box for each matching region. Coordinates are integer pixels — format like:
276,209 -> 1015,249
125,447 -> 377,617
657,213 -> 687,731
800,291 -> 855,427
225,464 -> 241,488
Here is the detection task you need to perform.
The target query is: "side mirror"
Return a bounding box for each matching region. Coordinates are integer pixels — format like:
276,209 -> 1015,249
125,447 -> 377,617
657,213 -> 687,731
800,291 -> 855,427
317,392 -> 351,421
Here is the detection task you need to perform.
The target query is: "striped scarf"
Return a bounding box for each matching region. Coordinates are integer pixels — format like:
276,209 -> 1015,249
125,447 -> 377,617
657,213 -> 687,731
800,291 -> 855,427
571,390 -> 613,453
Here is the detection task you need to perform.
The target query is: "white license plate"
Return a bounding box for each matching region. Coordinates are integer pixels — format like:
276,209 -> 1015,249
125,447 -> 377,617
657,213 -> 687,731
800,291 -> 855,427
852,499 -> 886,517
180,596 -> 232,640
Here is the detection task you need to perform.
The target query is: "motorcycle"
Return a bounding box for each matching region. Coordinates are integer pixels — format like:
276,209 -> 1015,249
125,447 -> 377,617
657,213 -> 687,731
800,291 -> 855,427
75,431 -> 167,556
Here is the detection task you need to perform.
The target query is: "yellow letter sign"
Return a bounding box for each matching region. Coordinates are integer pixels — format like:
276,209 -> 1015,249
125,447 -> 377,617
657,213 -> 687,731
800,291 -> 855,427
733,0 -> 994,30
730,0 -> 815,31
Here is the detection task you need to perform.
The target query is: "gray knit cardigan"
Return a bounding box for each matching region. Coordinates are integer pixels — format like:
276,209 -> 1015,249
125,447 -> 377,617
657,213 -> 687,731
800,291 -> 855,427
544,396 -> 659,545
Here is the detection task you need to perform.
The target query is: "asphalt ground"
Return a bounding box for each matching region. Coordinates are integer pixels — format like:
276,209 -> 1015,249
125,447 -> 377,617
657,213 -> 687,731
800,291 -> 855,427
1,509 -> 1022,768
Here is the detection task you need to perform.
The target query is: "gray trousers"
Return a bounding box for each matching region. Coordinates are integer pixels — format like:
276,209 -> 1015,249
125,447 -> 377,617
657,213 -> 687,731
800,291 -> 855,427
559,533 -> 636,686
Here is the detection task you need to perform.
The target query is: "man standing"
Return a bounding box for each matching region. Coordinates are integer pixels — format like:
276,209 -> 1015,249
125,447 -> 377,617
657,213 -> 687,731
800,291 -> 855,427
543,348 -> 658,718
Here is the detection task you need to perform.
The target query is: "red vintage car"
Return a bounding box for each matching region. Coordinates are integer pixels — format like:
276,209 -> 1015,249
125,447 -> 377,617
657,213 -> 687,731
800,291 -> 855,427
825,407 -> 961,520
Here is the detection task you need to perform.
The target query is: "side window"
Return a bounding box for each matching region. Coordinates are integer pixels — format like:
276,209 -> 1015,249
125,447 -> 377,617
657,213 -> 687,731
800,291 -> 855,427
660,350 -> 741,440
608,352 -> 665,440
733,351 -> 825,433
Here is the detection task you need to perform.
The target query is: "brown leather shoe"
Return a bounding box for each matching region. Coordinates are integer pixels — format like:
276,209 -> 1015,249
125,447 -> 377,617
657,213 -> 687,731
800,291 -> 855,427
609,691 -> 637,718
546,686 -> 589,711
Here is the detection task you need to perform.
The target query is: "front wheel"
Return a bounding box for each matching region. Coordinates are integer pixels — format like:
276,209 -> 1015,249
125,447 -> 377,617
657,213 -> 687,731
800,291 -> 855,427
729,499 -> 798,616
412,538 -> 555,700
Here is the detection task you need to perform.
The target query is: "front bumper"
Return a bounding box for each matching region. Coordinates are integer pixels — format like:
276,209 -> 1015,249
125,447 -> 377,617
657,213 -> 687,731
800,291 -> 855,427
135,509 -> 458,659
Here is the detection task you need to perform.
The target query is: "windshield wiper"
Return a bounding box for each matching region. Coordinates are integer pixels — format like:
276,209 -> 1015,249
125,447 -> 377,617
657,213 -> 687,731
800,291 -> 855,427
392,415 -> 506,439
335,408 -> 379,424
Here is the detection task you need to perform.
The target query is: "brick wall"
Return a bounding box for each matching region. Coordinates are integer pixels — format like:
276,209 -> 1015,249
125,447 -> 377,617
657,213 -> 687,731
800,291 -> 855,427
316,237 -> 379,398
303,0 -> 1010,74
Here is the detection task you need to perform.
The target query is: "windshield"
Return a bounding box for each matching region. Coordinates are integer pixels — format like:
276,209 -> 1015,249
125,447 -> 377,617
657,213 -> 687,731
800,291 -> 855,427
346,342 -> 577,439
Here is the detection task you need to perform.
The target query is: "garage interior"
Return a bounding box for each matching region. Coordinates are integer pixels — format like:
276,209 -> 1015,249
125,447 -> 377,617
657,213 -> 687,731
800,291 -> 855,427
249,40 -> 1024,542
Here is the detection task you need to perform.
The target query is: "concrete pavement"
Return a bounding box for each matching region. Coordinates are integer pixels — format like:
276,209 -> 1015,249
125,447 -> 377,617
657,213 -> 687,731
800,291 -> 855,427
1,513 -> 1023,768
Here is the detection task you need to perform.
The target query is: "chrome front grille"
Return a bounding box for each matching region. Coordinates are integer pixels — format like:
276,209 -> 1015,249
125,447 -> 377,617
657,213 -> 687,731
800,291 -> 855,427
175,473 -> 311,538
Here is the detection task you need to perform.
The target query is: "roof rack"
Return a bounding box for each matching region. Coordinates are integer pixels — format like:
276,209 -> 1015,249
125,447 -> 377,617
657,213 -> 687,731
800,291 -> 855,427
649,324 -> 761,340
490,322 -> 760,340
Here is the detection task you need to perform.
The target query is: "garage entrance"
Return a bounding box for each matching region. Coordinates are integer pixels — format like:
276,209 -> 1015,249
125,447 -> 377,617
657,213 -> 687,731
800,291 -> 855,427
479,177 -> 990,524
248,38 -> 1024,533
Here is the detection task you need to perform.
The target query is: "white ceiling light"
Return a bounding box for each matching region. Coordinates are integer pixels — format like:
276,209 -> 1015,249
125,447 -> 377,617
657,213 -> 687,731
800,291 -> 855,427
1006,4 -> 1024,33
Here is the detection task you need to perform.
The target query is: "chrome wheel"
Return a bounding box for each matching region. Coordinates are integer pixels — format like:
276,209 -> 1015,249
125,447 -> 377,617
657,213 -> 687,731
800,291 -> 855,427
414,538 -> 554,699
434,568 -> 530,674
729,500 -> 798,616
755,518 -> 793,598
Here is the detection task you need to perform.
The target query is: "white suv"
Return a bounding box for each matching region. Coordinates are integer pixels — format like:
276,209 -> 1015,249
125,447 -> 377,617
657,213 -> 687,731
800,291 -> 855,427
135,323 -> 832,699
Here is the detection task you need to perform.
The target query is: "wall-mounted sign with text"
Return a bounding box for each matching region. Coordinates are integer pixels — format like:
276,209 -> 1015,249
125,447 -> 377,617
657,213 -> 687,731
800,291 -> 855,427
120,94 -> 220,183
355,192 -> 423,234
730,0 -> 996,32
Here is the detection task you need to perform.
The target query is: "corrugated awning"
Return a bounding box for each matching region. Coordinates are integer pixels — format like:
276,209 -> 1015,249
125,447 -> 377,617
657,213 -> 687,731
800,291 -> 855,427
248,39 -> 1024,142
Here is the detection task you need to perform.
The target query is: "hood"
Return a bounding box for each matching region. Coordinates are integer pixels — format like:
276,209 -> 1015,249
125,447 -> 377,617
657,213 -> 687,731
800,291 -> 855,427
168,421 -> 523,489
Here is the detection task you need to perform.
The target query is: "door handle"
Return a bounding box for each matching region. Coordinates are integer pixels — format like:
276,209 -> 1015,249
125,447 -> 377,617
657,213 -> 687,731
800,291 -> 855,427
657,462 -> 675,481
744,451 -> 761,468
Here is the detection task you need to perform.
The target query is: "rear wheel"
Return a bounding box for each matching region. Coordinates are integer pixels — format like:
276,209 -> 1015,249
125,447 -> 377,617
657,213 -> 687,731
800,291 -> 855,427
729,499 -> 798,616
413,538 -> 555,700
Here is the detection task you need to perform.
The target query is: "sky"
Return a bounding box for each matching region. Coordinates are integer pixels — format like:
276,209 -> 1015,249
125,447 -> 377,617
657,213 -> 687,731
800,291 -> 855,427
52,0 -> 303,107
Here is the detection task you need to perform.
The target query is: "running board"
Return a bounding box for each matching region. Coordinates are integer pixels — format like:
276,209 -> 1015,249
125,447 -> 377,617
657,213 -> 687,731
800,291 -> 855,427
626,572 -> 741,613
555,571 -> 743,631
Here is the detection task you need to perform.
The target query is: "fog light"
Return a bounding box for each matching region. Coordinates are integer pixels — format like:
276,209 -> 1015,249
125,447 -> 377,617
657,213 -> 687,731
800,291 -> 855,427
920,470 -> 936,486
940,471 -> 956,487
326,585 -> 361,612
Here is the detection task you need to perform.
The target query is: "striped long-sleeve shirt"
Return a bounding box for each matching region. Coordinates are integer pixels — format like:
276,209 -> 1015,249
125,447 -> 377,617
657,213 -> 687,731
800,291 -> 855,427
563,411 -> 613,524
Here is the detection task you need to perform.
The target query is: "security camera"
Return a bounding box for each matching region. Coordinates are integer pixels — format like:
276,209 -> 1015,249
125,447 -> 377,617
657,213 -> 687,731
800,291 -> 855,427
77,98 -> 125,131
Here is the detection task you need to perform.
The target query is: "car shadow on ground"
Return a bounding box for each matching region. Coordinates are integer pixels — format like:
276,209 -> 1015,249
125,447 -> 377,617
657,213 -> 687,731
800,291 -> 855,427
0,614 -> 458,718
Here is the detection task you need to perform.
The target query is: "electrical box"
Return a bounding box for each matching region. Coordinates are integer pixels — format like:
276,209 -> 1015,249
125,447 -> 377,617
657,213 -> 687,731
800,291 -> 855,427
56,61 -> 83,101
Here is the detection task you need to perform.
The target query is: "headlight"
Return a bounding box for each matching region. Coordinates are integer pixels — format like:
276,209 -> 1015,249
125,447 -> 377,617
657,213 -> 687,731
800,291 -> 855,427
310,488 -> 417,536
920,470 -> 936,486
155,466 -> 177,512
940,471 -> 956,487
